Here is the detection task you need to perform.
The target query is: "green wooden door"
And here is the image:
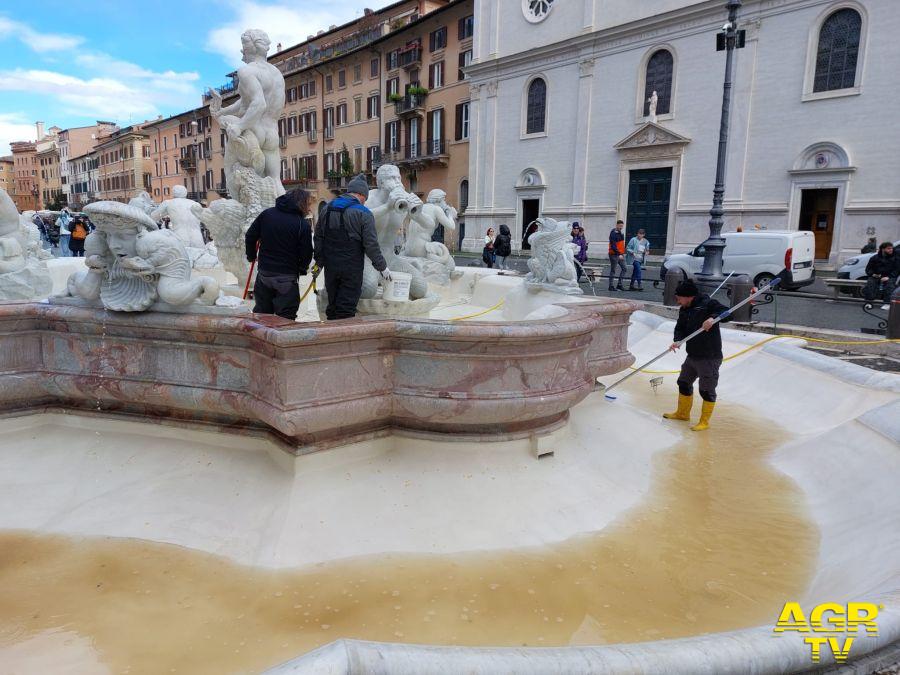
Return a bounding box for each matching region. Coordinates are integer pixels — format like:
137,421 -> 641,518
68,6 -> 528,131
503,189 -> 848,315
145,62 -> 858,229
626,168 -> 672,254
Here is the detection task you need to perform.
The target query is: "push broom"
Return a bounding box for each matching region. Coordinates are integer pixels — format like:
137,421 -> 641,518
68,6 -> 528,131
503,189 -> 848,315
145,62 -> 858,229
600,270 -> 788,401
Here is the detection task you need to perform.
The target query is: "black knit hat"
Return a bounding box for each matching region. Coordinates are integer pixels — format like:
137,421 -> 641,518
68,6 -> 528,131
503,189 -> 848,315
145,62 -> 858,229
675,279 -> 699,297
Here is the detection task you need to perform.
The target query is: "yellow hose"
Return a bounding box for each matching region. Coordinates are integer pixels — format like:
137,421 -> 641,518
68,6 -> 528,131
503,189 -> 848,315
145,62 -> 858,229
631,335 -> 899,375
448,299 -> 505,322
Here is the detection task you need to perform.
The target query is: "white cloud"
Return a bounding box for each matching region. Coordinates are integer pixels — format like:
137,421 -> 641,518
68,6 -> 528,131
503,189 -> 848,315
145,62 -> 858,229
0,55 -> 203,126
0,15 -> 83,53
0,113 -> 37,157
206,0 -> 373,68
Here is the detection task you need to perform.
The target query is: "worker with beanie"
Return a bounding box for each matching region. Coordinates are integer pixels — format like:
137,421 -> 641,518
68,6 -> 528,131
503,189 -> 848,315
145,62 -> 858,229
314,173 -> 391,320
663,279 -> 732,431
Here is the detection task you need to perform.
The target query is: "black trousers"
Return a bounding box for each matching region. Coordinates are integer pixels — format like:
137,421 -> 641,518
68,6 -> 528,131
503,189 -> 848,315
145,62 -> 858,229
253,276 -> 300,321
324,264 -> 364,320
864,276 -> 896,304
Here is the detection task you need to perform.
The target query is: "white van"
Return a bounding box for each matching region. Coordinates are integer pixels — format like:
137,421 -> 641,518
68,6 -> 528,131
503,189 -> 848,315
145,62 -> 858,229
661,231 -> 816,290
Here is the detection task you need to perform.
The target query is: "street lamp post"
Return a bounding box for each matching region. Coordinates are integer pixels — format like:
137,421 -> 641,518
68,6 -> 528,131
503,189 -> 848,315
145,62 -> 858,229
697,0 -> 744,284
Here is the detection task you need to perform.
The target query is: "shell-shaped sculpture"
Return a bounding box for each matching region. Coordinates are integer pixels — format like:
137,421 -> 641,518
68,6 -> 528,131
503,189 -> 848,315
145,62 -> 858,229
100,261 -> 158,312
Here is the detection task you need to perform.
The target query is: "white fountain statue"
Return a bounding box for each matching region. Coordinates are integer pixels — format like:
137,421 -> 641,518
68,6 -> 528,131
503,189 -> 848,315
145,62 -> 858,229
0,188 -> 52,301
128,191 -> 158,216
151,186 -> 221,269
58,201 -> 238,312
399,188 -> 458,285
523,217 -> 582,294
201,28 -> 285,289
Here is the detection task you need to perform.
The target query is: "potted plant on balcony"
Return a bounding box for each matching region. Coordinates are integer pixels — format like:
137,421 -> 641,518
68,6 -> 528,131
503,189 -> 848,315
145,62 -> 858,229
340,145 -> 355,179
407,86 -> 429,97
388,93 -> 404,102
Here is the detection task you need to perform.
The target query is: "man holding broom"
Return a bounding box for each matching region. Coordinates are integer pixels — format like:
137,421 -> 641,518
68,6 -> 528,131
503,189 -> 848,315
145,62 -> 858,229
663,279 -> 732,431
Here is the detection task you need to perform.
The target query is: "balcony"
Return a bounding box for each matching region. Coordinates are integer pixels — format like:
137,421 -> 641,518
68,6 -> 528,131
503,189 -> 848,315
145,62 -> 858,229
307,128 -> 317,143
179,156 -> 196,172
326,175 -> 348,191
324,126 -> 335,141
279,136 -> 288,149
398,47 -> 421,69
390,140 -> 449,169
393,93 -> 426,117
215,183 -> 228,197
186,191 -> 203,201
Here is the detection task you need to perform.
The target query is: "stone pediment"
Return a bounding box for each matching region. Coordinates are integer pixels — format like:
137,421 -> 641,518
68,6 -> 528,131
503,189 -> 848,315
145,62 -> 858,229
615,122 -> 691,151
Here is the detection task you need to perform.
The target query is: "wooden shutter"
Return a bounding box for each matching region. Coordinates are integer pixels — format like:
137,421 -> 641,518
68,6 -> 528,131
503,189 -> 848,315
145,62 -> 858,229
429,31 -> 435,52
458,52 -> 465,81
455,104 -> 463,141
458,17 -> 465,40
428,64 -> 434,89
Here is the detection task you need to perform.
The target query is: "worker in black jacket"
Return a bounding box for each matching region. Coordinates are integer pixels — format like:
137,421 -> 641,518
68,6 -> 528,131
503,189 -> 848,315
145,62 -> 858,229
662,279 -> 732,431
245,188 -> 314,321
863,241 -> 898,307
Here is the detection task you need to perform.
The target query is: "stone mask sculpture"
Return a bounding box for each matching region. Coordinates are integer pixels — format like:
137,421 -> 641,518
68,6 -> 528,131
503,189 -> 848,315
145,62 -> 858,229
62,201 -> 220,312
0,188 -> 52,300
523,217 -> 582,295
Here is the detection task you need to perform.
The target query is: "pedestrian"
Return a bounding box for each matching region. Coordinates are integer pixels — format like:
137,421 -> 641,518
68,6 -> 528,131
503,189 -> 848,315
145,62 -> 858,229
663,279 -> 731,431
58,212 -> 72,257
626,228 -> 650,291
245,188 -> 314,321
45,216 -> 60,252
571,223 -> 588,281
608,219 -> 627,291
863,241 -> 898,310
68,216 -> 89,257
494,224 -> 512,270
482,227 -> 495,268
314,174 -> 390,320
31,213 -> 49,248
860,237 -> 877,254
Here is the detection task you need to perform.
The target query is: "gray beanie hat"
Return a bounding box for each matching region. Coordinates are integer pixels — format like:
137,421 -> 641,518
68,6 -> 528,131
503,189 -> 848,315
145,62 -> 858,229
346,174 -> 369,196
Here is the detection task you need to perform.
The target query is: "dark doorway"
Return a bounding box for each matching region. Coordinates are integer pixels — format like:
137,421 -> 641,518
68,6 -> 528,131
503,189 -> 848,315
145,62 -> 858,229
521,198 -> 540,250
626,168 -> 672,254
798,188 -> 837,260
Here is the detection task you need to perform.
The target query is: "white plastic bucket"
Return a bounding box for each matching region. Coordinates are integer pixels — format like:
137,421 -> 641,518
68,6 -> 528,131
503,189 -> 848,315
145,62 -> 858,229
383,271 -> 412,302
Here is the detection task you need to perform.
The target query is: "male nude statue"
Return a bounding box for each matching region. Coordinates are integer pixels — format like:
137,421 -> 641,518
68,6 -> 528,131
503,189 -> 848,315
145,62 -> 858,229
209,29 -> 285,198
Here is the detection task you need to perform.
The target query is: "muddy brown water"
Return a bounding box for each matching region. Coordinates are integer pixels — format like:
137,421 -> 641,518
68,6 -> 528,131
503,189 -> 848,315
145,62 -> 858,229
0,402 -> 818,674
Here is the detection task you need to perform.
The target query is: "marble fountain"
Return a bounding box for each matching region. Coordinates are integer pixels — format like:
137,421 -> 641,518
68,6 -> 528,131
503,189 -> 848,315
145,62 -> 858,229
2,30 -> 899,675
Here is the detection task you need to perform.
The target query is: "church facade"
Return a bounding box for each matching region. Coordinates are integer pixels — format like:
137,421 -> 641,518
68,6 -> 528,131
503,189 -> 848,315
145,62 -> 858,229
462,0 -> 899,267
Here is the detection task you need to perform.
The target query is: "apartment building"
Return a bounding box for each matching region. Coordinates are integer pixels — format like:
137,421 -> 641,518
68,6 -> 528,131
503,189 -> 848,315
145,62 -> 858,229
10,141 -> 38,212
94,125 -> 153,203
0,156 -> 14,197
58,122 -> 117,207
37,142 -> 62,210
68,149 -> 100,210
144,108 -> 226,205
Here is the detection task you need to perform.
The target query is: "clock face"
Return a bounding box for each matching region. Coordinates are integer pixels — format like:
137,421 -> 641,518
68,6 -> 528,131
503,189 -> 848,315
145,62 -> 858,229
523,0 -> 555,23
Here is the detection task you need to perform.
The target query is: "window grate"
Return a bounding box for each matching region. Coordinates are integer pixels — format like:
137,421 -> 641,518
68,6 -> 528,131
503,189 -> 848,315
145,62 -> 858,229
644,50 -> 673,116
813,8 -> 861,93
526,78 -> 547,134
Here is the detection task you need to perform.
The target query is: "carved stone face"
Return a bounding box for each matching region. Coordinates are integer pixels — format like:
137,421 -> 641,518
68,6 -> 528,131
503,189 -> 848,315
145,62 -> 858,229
376,165 -> 403,193
106,229 -> 139,258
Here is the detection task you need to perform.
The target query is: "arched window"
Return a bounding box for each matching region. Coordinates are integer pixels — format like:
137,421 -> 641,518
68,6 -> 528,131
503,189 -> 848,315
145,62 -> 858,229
643,50 -> 673,116
814,8 -> 862,92
525,78 -> 547,135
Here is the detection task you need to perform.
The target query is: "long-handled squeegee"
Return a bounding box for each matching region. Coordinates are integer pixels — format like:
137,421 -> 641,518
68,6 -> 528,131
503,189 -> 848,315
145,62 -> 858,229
600,271 -> 787,401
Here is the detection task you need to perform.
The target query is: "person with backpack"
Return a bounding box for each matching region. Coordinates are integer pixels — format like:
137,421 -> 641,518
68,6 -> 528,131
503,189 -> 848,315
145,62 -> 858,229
245,188 -> 315,321
68,216 -> 89,257
494,224 -> 512,270
314,174 -> 390,320
608,219 -> 627,291
571,223 -> 588,281
482,227 -> 496,268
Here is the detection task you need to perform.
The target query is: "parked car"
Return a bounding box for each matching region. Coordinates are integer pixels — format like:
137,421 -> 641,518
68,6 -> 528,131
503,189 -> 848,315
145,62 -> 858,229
660,230 -> 816,290
836,240 -> 900,296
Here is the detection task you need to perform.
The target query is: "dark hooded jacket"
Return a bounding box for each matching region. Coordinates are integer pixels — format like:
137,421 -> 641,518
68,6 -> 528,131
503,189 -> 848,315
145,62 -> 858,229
673,294 -> 731,359
865,250 -> 899,279
494,224 -> 512,257
314,195 -> 387,272
245,193 -> 313,277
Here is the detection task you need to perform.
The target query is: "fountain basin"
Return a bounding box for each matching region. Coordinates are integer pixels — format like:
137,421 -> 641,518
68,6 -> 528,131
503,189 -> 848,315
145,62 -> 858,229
0,296 -> 637,453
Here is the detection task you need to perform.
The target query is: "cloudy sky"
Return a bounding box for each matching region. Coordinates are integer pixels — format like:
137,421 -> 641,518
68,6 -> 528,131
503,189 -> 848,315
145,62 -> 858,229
0,0 -> 375,154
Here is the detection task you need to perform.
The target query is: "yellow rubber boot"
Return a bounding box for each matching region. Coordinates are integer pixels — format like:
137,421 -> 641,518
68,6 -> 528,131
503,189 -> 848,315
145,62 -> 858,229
663,393 -> 693,421
691,400 -> 716,431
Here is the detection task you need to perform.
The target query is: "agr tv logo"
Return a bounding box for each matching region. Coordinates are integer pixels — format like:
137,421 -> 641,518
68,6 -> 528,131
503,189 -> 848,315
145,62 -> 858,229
774,602 -> 881,664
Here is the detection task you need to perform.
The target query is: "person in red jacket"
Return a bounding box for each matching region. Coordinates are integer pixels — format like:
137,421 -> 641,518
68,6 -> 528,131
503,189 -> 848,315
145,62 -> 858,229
608,219 -> 626,291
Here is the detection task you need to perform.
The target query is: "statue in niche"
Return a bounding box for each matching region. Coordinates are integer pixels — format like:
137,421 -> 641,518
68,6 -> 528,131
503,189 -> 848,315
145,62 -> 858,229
151,185 -> 221,269
62,201 -> 220,312
0,188 -> 52,300
523,217 -> 582,295
648,90 -> 658,123
209,28 -> 285,200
